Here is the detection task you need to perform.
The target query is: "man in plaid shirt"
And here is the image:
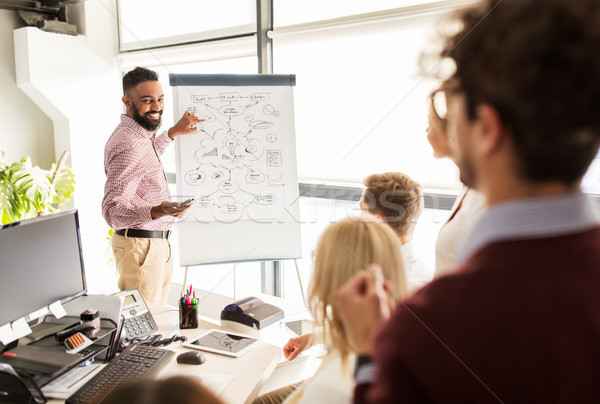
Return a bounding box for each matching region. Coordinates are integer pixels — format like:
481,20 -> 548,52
102,67 -> 201,304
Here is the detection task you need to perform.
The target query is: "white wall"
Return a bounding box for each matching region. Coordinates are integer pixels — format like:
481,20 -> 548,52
11,0 -> 123,294
0,10 -> 54,167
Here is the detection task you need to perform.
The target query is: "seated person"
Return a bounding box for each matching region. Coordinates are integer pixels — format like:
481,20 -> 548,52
255,173 -> 428,404
260,214 -> 407,404
284,172 -> 431,360
360,172 -> 433,292
101,375 -> 223,404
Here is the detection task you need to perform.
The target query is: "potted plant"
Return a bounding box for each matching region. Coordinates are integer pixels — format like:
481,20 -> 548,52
0,150 -> 75,224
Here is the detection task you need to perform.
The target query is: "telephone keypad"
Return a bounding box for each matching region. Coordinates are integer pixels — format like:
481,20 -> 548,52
124,314 -> 155,339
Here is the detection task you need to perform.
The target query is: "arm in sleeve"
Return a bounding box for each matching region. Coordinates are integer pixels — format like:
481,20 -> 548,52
353,356 -> 375,404
353,306 -> 430,404
102,146 -> 154,229
353,361 -> 426,404
154,131 -> 173,156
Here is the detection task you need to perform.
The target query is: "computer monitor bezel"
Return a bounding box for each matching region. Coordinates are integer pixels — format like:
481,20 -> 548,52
0,209 -> 87,327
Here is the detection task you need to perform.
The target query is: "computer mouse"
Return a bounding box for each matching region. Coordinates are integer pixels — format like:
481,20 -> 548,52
177,351 -> 206,365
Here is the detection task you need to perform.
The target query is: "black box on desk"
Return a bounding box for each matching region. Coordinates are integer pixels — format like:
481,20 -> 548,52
220,297 -> 284,331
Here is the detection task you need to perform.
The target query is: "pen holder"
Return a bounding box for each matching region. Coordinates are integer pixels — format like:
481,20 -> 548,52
179,301 -> 198,329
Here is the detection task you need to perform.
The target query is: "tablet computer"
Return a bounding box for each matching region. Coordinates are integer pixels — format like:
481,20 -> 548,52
183,329 -> 260,358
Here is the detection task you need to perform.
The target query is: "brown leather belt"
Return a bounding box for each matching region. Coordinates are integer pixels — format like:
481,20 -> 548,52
114,228 -> 171,239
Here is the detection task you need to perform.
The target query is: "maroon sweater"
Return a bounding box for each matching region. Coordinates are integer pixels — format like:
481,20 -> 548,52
356,227 -> 600,403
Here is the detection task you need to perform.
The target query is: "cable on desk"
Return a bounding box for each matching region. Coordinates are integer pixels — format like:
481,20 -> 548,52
130,334 -> 187,347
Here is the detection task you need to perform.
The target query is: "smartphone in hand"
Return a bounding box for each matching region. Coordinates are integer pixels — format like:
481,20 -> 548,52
180,198 -> 195,208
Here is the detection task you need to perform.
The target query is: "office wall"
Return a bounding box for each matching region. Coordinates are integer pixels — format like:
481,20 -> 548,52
0,10 -> 54,167
11,0 -> 122,293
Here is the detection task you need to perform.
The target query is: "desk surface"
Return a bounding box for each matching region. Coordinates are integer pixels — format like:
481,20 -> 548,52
150,305 -> 282,404
46,304 -> 282,404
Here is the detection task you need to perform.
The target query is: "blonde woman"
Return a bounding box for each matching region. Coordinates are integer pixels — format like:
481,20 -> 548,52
281,214 -> 407,404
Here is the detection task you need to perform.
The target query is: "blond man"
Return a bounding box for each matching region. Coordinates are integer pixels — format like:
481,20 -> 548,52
360,172 -> 433,292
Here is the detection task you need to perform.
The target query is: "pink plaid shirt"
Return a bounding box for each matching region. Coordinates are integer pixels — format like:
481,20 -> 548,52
102,115 -> 174,230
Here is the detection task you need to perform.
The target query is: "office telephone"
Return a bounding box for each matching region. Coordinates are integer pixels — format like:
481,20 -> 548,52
112,289 -> 158,341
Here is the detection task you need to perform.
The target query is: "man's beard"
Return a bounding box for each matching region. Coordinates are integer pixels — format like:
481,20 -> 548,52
132,103 -> 162,131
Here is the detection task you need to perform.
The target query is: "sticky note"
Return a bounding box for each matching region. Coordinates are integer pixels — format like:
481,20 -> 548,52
0,323 -> 18,345
28,307 -> 49,321
49,301 -> 67,319
11,318 -> 32,339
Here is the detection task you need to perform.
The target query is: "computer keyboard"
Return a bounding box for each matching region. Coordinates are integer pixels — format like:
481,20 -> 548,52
66,344 -> 175,404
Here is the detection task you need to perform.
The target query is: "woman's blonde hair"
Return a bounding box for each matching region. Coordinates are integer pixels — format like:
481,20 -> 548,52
307,213 -> 406,365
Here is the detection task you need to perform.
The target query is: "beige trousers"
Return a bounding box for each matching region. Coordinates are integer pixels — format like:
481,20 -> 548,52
111,233 -> 173,305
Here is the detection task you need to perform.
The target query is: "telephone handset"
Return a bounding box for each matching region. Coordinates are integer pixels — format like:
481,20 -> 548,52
112,289 -> 158,341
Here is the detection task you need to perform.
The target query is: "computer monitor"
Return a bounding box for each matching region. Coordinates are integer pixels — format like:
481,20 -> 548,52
0,209 -> 87,326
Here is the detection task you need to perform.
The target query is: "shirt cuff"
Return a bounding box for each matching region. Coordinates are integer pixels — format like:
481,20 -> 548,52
355,355 -> 376,384
162,130 -> 174,141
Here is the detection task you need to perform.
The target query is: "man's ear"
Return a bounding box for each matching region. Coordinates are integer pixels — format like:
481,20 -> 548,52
122,95 -> 131,110
475,104 -> 505,155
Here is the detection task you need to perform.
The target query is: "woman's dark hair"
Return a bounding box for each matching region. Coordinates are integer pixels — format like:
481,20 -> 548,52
122,66 -> 159,94
443,0 -> 600,185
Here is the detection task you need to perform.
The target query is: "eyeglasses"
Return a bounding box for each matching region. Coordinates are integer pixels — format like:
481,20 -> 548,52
429,79 -> 461,122
430,89 -> 449,121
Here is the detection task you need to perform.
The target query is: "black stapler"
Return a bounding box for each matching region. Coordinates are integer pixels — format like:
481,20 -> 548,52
220,297 -> 284,331
55,322 -> 96,343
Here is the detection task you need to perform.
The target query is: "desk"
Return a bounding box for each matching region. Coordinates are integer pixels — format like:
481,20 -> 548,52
150,305 -> 282,404
45,304 -> 282,404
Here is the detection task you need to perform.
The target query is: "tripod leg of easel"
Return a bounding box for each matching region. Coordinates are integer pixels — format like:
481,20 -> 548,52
233,263 -> 237,301
294,259 -> 307,308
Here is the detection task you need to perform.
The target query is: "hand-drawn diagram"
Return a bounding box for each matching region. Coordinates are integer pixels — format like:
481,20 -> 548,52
177,86 -> 292,222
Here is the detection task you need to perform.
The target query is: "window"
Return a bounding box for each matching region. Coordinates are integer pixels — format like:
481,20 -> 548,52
117,0 -> 256,51
273,12 -> 460,188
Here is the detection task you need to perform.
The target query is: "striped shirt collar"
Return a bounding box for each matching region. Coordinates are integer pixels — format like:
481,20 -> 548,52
120,114 -> 155,138
457,192 -> 599,265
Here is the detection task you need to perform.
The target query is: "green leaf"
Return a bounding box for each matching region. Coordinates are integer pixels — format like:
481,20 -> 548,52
0,150 -> 76,224
50,163 -> 76,204
0,150 -> 7,170
0,170 -> 23,224
8,157 -> 55,213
